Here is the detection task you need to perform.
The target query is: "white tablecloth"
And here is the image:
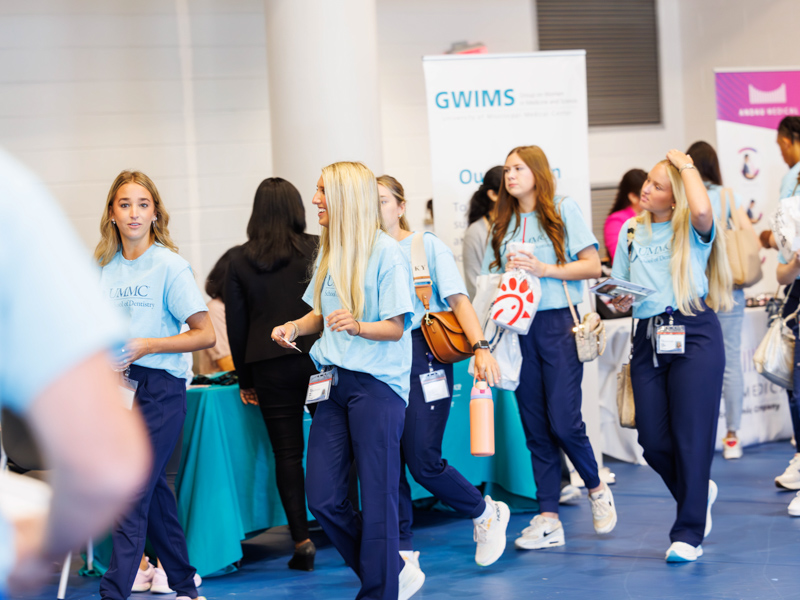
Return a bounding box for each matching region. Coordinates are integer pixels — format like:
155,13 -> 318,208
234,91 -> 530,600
598,308 -> 794,465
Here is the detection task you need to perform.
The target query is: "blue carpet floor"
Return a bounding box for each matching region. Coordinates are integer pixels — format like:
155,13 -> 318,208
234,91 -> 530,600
16,441 -> 800,600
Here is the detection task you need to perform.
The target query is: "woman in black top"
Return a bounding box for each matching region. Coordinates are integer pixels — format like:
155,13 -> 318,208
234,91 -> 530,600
225,178 -> 319,570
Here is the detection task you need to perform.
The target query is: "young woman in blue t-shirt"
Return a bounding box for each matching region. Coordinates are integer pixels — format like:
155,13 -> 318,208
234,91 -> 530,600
611,150 -> 732,562
271,162 -> 416,600
95,171 -> 214,600
376,174 -> 506,579
481,145 -> 617,551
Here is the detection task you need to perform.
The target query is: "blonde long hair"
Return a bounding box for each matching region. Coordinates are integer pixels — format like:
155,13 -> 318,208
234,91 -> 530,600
377,174 -> 410,231
637,160 -> 732,315
94,170 -> 179,266
312,162 -> 383,320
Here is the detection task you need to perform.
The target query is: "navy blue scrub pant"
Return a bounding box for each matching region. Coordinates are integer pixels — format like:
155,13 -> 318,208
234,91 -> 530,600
398,330 -> 485,550
515,307 -> 601,514
782,288 -> 800,442
305,368 -> 406,600
630,305 -> 723,547
100,365 -> 197,600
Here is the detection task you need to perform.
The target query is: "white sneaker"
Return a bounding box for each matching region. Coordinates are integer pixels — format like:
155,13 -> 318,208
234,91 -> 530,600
588,482 -> 617,534
722,436 -> 743,460
559,484 -> 582,505
704,480 -> 717,538
473,496 -> 510,566
132,561 -> 154,592
398,551 -> 425,600
514,514 -> 565,550
150,567 -> 203,594
774,454 -> 800,490
789,492 -> 800,517
665,541 -> 703,562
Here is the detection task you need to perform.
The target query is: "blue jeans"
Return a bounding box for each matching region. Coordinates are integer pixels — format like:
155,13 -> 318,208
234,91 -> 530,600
717,288 -> 745,432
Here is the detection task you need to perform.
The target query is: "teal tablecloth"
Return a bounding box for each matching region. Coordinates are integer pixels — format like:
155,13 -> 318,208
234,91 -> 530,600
175,362 -> 537,577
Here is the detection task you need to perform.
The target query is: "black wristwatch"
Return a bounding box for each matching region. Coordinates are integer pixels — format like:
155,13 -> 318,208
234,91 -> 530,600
472,340 -> 490,351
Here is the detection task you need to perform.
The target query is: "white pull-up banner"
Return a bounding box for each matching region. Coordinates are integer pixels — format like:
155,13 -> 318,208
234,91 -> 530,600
422,51 -> 591,267
714,67 -> 800,296
423,51 -> 603,467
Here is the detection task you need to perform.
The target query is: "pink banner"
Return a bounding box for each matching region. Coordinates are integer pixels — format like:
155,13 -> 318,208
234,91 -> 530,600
715,70 -> 800,130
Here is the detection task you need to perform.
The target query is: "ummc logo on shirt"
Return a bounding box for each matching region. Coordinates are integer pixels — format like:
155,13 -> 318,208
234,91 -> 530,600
324,275 -> 337,297
109,285 -> 155,309
524,234 -> 550,246
109,285 -> 151,299
633,244 -> 670,263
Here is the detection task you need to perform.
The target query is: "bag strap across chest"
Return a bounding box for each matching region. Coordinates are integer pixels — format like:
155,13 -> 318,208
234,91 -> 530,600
411,232 -> 433,313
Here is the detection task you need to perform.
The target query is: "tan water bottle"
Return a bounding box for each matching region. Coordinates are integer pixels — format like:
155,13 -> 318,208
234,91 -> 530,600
470,381 -> 495,456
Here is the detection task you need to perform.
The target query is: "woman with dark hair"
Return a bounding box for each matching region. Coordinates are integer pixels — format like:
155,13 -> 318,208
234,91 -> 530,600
196,248 -> 236,374
603,169 -> 647,263
225,177 -> 319,570
463,166 -> 503,297
685,140 -> 756,460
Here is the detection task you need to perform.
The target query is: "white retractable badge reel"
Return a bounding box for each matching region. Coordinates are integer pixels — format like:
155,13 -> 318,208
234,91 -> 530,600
419,352 -> 449,403
119,367 -> 138,410
113,345 -> 138,410
306,366 -> 338,404
656,306 -> 685,354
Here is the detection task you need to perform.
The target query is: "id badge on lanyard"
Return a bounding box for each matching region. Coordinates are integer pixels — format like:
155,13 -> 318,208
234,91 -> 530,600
419,352 -> 449,403
119,367 -> 138,410
306,367 -> 338,404
656,307 -> 685,354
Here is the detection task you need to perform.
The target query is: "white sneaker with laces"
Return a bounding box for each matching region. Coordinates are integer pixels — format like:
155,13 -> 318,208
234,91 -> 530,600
399,551 -> 425,600
150,567 -> 203,594
788,492 -> 800,517
665,541 -> 703,562
559,484 -> 582,505
704,480 -> 717,538
774,454 -> 800,490
722,436 -> 743,460
473,496 -> 510,566
514,514 -> 565,550
132,561 -> 154,592
588,482 -> 617,534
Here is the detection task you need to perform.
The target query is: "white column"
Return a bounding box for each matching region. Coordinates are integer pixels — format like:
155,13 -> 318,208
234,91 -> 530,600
265,0 -> 384,232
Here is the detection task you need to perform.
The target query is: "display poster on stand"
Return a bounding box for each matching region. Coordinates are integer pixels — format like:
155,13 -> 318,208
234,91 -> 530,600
715,68 -> 800,296
423,51 -> 591,268
715,68 -> 800,447
423,51 -> 604,469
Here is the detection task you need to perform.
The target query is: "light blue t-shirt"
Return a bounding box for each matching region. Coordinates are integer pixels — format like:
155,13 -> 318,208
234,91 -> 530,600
779,161 -> 800,200
611,217 -> 716,319
302,232 -> 414,402
99,245 -> 208,379
0,148 -> 125,591
706,183 -> 742,223
400,232 -> 468,331
480,196 -> 598,311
